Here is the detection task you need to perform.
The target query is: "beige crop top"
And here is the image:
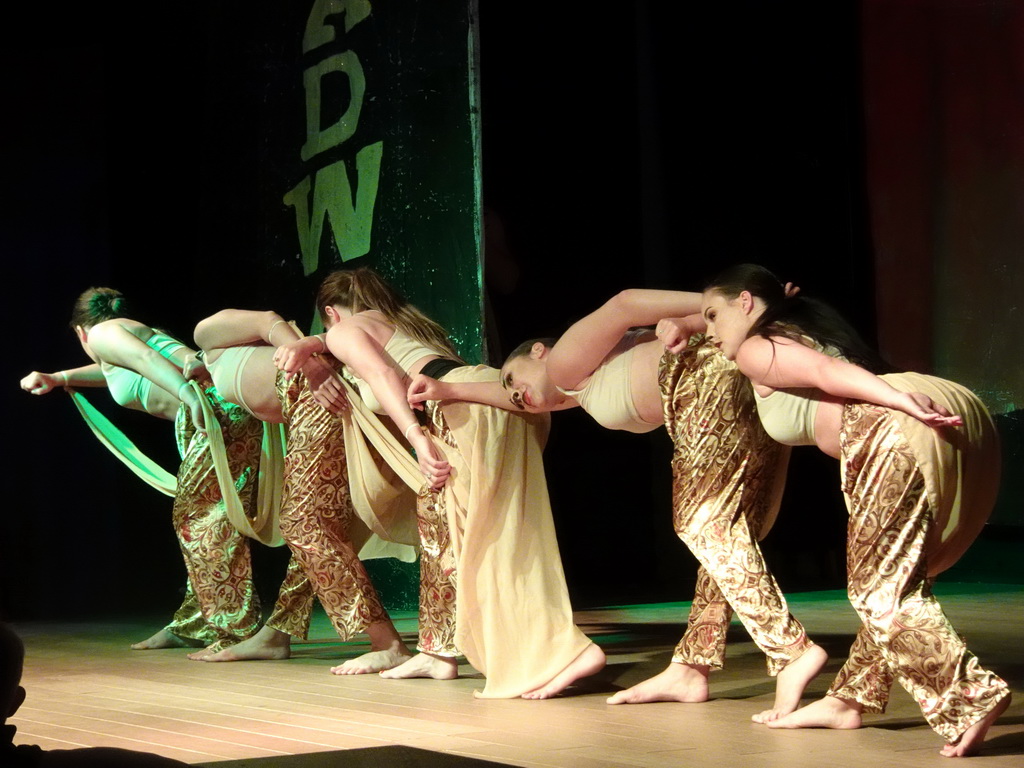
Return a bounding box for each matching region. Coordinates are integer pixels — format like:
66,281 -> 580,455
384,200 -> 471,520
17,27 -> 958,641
343,328 -> 442,414
206,345 -> 260,417
753,387 -> 825,446
557,332 -> 660,434
101,331 -> 184,411
752,338 -> 844,446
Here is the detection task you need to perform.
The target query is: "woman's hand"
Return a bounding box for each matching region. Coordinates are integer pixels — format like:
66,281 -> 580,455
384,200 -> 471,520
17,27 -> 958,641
177,383 -> 207,433
407,374 -> 449,410
273,336 -> 324,378
655,317 -> 696,354
892,391 -> 963,428
20,371 -> 63,395
303,357 -> 348,414
406,427 -> 450,490
182,352 -> 208,382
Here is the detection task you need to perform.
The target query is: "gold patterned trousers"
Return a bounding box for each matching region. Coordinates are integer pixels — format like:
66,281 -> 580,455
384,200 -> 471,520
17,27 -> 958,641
416,400 -> 460,657
172,387 -> 264,645
828,402 -> 1009,742
660,340 -> 812,675
275,369 -> 389,640
173,385 -> 312,646
164,581 -> 219,644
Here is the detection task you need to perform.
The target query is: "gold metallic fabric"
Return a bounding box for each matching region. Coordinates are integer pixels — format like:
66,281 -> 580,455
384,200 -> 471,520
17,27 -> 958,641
661,339 -> 812,675
274,369 -> 389,640
829,397 -> 1008,741
173,384 -> 313,645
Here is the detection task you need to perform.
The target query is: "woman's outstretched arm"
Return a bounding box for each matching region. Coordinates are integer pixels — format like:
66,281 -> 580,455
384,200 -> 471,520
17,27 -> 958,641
408,375 -> 521,412
86,320 -> 207,430
194,309 -> 301,350
195,309 -> 345,413
736,336 -> 962,427
327,318 -> 450,488
20,364 -> 106,395
547,289 -> 703,389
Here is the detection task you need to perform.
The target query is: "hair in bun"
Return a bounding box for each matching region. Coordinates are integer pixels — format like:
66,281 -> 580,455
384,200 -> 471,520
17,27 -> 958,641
70,287 -> 128,330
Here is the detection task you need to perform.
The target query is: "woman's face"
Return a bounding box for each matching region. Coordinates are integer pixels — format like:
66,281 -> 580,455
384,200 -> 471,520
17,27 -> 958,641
499,344 -> 560,413
700,290 -> 756,360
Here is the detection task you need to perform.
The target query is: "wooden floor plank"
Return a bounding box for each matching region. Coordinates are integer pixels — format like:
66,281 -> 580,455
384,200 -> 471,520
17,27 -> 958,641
7,587 -> 1024,767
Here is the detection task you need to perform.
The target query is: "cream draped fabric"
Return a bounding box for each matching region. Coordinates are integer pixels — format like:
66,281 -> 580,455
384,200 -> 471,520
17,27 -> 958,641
428,366 -> 593,698
879,372 -> 1000,575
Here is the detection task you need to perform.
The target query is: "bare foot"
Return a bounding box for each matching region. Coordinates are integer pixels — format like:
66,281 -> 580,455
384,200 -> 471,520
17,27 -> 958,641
331,646 -> 413,676
940,691 -> 1011,758
191,626 -> 291,662
607,662 -> 710,705
521,642 -> 606,700
753,643 -> 828,723
130,628 -> 204,650
766,695 -> 862,730
379,652 -> 459,680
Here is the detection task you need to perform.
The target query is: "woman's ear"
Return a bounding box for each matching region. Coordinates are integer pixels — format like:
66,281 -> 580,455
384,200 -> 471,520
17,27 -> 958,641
739,290 -> 755,314
75,325 -> 88,344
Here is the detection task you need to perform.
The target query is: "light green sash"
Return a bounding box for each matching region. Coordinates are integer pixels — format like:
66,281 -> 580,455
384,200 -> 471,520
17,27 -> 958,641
68,389 -> 177,496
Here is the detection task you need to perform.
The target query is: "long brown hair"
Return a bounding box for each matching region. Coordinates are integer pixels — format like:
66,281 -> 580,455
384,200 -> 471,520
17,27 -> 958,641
317,268 -> 463,361
704,263 -> 891,374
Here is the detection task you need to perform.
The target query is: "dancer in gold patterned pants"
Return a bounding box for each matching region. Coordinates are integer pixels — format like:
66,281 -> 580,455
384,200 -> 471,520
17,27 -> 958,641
661,341 -> 812,676
174,383 -> 313,656
701,262 -> 1010,754
824,395 -> 1009,743
192,308 -> 415,670
275,368 -> 411,673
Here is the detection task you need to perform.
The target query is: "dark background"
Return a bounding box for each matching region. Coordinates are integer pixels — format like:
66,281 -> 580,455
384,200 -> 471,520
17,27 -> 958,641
2,1 -> 1020,624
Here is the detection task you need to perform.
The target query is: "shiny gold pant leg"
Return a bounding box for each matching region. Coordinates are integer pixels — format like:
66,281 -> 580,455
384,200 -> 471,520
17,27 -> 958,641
171,393 -> 263,644
661,344 -> 811,675
264,556 -> 315,640
836,403 -> 1010,741
164,581 -> 220,644
415,403 -> 459,657
272,372 -> 386,640
673,565 -> 731,668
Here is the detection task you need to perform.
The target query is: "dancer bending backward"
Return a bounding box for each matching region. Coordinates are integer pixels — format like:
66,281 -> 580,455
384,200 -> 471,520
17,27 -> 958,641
410,288 -> 825,718
274,268 -> 604,698
20,288 -> 312,655
190,308 -> 434,672
694,263 -> 1010,757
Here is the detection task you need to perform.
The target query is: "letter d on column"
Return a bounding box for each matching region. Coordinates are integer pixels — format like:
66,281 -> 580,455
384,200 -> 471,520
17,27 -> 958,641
300,51 -> 365,162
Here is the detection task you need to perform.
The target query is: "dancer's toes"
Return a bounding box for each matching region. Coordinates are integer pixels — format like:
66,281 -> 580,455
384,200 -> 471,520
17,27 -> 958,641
765,644 -> 828,720
521,643 -> 605,700
764,696 -> 862,730
130,628 -> 202,650
378,653 -> 458,680
606,662 -> 709,705
939,692 -> 1010,758
196,627 -> 291,662
331,648 -> 412,675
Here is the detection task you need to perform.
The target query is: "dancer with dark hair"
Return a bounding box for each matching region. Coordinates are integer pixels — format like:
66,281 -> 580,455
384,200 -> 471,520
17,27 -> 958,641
696,263 -> 1009,757
409,288 -> 825,718
273,268 -> 604,699
20,288 -> 312,655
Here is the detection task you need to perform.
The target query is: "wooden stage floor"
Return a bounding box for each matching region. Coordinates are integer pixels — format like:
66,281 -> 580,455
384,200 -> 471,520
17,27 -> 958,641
7,585 -> 1024,767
